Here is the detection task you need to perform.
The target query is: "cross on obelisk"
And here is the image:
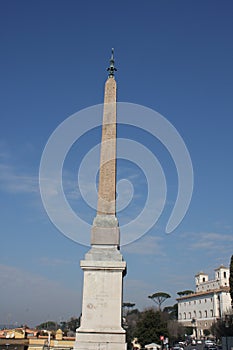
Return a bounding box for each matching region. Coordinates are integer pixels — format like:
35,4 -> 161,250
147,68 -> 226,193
74,50 -> 127,350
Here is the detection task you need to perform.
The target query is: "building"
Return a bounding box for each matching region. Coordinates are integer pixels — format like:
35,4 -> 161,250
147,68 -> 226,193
0,327 -> 37,339
177,265 -> 232,337
0,328 -> 74,350
28,329 -> 74,350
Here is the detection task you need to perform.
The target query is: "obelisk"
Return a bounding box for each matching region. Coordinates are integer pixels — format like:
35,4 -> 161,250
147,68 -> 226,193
74,50 -> 127,350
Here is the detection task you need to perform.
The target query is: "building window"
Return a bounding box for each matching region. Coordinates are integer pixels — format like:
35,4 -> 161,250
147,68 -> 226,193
210,310 -> 213,317
194,311 -> 196,318
184,312 -> 186,320
203,277 -> 206,282
194,300 -> 196,305
189,312 -> 191,319
224,271 -> 227,278
205,310 -> 208,318
205,299 -> 207,303
199,311 -> 202,318
189,301 -> 191,305
210,298 -> 213,302
199,300 -> 201,303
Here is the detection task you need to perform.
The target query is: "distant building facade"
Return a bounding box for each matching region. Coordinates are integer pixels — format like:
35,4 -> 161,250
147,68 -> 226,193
0,328 -> 74,350
177,265 -> 231,337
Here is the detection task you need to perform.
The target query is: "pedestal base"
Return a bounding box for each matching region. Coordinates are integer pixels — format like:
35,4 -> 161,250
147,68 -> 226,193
74,245 -> 127,350
74,330 -> 127,350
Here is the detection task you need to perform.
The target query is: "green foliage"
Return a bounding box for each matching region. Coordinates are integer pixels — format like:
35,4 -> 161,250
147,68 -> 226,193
59,316 -> 80,334
230,255 -> 233,307
123,302 -> 136,317
163,303 -> 178,320
167,319 -> 186,343
134,308 -> 168,347
36,316 -> 80,334
211,317 -> 233,339
125,307 -> 186,347
36,321 -> 57,330
163,306 -> 174,314
125,309 -> 141,348
123,302 -> 136,308
148,292 -> 171,311
182,326 -> 194,336
66,317 -> 80,332
177,290 -> 194,296
203,329 -> 210,336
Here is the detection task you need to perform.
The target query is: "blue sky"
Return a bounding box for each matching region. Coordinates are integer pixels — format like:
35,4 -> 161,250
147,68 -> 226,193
0,0 -> 233,326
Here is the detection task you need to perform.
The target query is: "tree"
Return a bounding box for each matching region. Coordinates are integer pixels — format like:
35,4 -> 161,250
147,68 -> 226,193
163,303 -> 178,320
123,302 -> 136,316
203,329 -> 210,337
36,321 -> 57,331
211,318 -> 233,340
134,308 -> 168,347
230,255 -> 233,307
66,316 -> 80,332
148,292 -> 171,311
125,309 -> 141,348
167,319 -> 186,343
36,316 -> 80,336
58,316 -> 80,335
177,290 -> 194,296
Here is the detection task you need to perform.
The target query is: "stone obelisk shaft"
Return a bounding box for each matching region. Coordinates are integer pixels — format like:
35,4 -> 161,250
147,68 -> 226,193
91,64 -> 119,246
74,50 -> 126,350
97,76 -> 117,216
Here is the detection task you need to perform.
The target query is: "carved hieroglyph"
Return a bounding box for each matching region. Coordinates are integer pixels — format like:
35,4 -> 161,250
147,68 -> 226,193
97,77 -> 117,216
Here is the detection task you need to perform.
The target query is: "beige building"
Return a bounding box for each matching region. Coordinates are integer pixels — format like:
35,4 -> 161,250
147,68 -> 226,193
0,327 -> 38,339
177,265 -> 232,337
0,328 -> 74,350
28,333 -> 74,350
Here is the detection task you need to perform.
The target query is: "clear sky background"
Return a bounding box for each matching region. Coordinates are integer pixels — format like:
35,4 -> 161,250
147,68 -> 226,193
0,0 -> 232,327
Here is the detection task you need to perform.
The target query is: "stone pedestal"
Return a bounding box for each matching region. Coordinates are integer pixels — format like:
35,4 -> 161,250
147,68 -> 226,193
74,246 -> 127,350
